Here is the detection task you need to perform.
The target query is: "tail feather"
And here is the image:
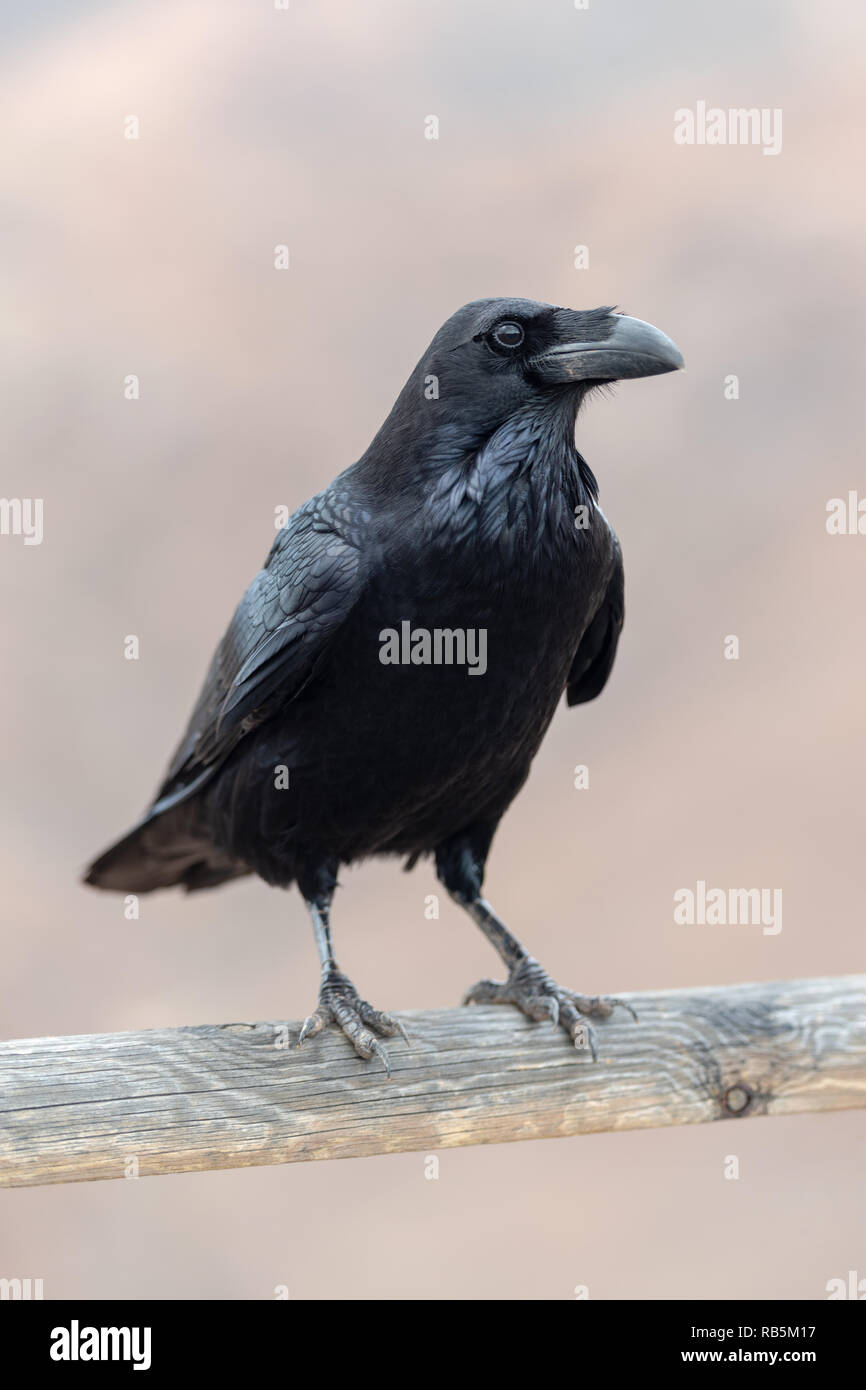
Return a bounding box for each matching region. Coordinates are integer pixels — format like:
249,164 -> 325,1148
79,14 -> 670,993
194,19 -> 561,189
84,800 -> 248,894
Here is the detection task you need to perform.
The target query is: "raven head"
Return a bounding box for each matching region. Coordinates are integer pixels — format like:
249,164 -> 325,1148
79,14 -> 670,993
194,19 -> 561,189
360,298 -> 682,486
414,297 -> 682,441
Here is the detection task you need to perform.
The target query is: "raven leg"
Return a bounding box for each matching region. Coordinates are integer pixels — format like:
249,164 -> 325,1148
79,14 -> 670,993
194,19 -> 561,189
436,831 -> 636,1060
296,863 -> 407,1076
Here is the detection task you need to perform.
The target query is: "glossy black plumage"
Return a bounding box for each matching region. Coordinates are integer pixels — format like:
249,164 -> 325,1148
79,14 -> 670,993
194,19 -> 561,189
86,297 -> 681,1065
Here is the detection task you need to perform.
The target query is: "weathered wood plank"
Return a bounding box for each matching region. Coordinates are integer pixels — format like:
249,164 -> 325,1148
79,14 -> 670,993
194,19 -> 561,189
1,975 -> 864,1187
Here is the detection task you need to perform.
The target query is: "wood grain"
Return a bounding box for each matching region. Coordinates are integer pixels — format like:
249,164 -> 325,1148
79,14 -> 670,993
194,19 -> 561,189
2,975 -> 864,1187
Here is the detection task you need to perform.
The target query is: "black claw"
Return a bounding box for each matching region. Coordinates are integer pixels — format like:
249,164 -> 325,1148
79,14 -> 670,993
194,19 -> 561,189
296,974 -> 402,1070
370,1039 -> 392,1078
297,1014 -> 320,1048
461,962 -> 634,1061
600,995 -> 638,1023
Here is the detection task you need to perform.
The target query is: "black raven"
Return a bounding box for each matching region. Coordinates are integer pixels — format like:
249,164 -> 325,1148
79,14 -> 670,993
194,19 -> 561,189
86,298 -> 682,1070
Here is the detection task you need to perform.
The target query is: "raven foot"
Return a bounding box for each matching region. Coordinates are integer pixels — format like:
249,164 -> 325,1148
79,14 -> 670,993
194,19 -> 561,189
297,967 -> 408,1076
463,956 -> 636,1060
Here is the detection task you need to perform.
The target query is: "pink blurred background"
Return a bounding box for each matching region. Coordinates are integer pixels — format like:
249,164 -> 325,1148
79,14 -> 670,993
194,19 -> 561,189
1,0 -> 864,1298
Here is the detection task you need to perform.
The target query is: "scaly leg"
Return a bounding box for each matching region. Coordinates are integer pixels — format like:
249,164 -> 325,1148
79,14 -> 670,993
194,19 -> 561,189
436,830 -> 636,1060
296,863 -> 407,1076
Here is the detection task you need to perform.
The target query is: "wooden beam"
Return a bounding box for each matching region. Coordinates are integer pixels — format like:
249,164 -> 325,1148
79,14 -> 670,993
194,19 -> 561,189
1,975 -> 864,1187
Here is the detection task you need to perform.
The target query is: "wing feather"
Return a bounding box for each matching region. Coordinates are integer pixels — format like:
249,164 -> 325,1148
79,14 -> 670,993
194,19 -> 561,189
154,491 -> 365,804
566,538 -> 624,706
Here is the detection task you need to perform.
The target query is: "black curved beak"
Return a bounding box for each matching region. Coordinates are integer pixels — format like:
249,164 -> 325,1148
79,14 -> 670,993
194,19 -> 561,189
533,314 -> 684,384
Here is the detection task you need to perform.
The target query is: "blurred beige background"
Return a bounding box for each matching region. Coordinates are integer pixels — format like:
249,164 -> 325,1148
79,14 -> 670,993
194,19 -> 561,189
1,0 -> 864,1299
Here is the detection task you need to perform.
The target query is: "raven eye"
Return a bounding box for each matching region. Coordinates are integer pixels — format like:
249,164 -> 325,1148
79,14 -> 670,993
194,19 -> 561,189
489,320 -> 524,350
